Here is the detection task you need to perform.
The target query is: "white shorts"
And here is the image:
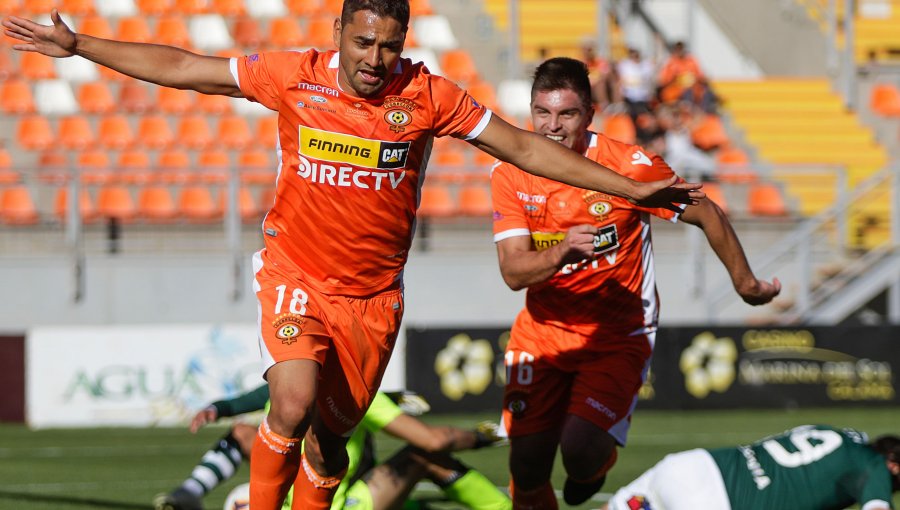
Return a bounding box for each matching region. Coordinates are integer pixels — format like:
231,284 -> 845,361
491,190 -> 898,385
607,449 -> 731,510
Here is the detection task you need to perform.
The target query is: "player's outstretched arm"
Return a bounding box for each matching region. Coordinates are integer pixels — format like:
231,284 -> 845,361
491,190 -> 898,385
470,115 -> 703,210
2,10 -> 240,96
382,414 -> 503,453
680,197 -> 781,305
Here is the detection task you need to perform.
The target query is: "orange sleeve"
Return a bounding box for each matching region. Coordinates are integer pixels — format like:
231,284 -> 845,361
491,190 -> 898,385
428,74 -> 490,140
491,162 -> 531,240
234,51 -> 302,111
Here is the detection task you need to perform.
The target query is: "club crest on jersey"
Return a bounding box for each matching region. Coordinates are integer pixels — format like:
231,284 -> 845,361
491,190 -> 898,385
384,109 -> 412,132
506,391 -> 528,418
299,127 -> 410,169
583,190 -> 613,220
593,224 -> 619,255
273,313 -> 304,345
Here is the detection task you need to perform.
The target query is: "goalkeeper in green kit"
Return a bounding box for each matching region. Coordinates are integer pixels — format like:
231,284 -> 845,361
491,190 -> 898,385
155,385 -> 510,510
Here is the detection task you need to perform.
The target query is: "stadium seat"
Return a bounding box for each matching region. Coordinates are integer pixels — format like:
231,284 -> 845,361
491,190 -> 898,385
246,0 -> 287,18
233,17 -> 263,49
157,148 -> 191,184
189,14 -> 234,52
691,114 -> 730,151
306,16 -> 336,49
197,149 -> 230,184
417,185 -> 456,217
497,79 -> 532,119
258,186 -> 276,213
137,115 -> 175,149
34,79 -> 78,115
196,92 -> 232,114
212,0 -> 244,15
457,184 -> 492,217
60,0 -> 96,14
870,83 -> 900,117
36,150 -> 70,184
0,51 -> 14,81
157,87 -> 195,114
178,185 -> 220,222
21,0 -> 55,15
176,115 -> 213,149
78,15 -> 114,39
403,47 -> 441,75
0,149 -> 19,185
0,0 -> 22,17
433,146 -> 467,168
136,0 -> 172,15
472,148 -> 497,169
466,81 -> 499,112
16,115 -> 55,150
217,114 -> 253,149
173,0 -> 207,14
317,0 -> 343,16
116,149 -> 154,184
58,115 -> 95,150
116,16 -> 152,43
77,149 -> 113,184
0,185 -> 39,225
0,79 -> 36,114
269,16 -> 305,48
96,0 -> 137,17
284,0 -> 320,16
96,185 -> 137,220
155,15 -> 192,48
54,56 -> 99,83
701,182 -> 728,215
97,115 -> 135,150
440,49 -> 479,85
255,116 -> 279,147
19,51 -> 56,79
409,0 -> 433,15
603,114 -> 637,144
77,81 -> 115,114
747,183 -> 788,217
411,15 -> 458,51
137,185 -> 178,222
218,186 -> 259,222
119,81 -> 154,113
54,187 -> 97,223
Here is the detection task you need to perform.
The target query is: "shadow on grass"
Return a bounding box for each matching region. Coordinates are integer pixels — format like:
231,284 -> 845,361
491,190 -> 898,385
0,490 -> 152,509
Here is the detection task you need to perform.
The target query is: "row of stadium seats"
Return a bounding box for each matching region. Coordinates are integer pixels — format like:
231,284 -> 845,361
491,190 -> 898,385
799,0 -> 900,62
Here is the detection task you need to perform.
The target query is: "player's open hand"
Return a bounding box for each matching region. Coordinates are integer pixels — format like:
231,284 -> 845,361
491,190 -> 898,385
3,9 -> 77,57
629,175 -> 704,213
189,406 -> 219,433
737,276 -> 782,306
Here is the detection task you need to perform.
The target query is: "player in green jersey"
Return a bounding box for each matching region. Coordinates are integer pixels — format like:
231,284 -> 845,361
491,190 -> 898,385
605,424 -> 900,510
155,386 -> 510,510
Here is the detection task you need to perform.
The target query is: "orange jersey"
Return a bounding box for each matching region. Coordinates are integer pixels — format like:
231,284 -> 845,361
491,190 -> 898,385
232,50 -> 490,296
491,132 -> 681,337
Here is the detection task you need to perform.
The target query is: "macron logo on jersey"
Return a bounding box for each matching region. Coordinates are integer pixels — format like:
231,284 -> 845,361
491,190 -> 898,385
631,151 -> 652,166
298,82 -> 339,97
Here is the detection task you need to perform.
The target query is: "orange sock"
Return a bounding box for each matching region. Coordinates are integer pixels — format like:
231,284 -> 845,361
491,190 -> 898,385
290,453 -> 346,510
249,418 -> 301,510
510,480 -> 558,510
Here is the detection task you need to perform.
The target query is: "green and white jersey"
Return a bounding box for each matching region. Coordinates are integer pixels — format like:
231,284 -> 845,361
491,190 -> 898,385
709,424 -> 893,510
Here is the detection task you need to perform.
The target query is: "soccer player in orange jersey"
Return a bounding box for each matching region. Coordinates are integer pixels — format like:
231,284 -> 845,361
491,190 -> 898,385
4,4 -> 703,509
491,57 -> 782,509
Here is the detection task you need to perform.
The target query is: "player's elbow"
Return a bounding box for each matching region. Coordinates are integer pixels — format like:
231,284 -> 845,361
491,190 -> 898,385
501,272 -> 527,292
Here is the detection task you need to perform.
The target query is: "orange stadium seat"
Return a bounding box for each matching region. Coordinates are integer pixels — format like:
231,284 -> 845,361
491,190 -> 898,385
748,183 -> 788,217
255,116 -> 279,147
409,0 -> 433,16
96,185 -> 136,220
61,0 -> 96,15
119,81 -> 154,113
21,0 -> 55,14
457,184 -> 492,217
870,83 -> 900,117
0,0 -> 22,17
285,0 -> 321,15
0,185 -> 39,225
238,149 -> 273,184
715,146 -> 758,184
173,0 -> 208,14
155,15 -> 192,48
178,185 -> 220,222
77,81 -> 115,114
269,17 -> 305,48
306,16 -> 336,49
136,0 -> 173,15
233,17 -> 263,49
78,15 -> 114,39
16,115 -> 55,150
157,148 -> 191,184
19,51 -> 56,79
36,150 -> 70,185
137,115 -> 175,149
217,114 -> 253,149
1,79 -> 36,114
116,17 -> 153,43
212,0 -> 245,15
117,149 -> 154,184
0,149 -> 19,185
466,81 -> 499,112
603,114 -> 636,144
318,0 -> 343,16
57,115 -> 96,150
219,186 -> 259,222
176,115 -> 213,149
158,86 -> 195,114
77,149 -> 113,184
258,186 -> 275,214
418,185 -> 456,217
197,92 -> 232,114
472,148 -> 497,169
701,182 -> 728,215
440,49 -> 479,85
691,114 -> 729,151
55,187 -> 97,223
433,146 -> 467,168
97,114 -> 135,150
0,51 -> 15,81
197,149 -> 230,184
138,185 -> 178,222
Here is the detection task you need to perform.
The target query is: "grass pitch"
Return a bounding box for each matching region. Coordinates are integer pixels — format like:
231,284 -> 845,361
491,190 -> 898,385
2,407 -> 900,509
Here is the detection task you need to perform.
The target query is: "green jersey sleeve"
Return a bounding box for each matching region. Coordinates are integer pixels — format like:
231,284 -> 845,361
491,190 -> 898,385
211,384 -> 270,417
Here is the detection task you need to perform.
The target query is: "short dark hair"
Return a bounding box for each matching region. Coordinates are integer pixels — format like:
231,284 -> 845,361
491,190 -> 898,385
531,57 -> 592,111
341,0 -> 410,30
872,435 -> 900,490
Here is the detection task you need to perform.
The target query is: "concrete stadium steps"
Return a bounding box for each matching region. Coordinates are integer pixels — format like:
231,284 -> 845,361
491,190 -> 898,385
800,0 -> 900,62
480,0 -> 623,61
715,78 -> 890,247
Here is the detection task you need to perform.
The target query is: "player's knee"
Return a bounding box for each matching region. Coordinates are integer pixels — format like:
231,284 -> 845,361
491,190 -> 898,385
560,434 -> 615,478
268,393 -> 315,436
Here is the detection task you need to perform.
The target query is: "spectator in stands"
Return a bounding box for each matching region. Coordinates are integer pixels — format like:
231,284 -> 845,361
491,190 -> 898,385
605,424 -> 900,510
581,41 -> 621,110
3,3 -> 702,509
657,41 -> 716,112
656,101 -> 716,180
490,57 -> 780,509
155,386 -> 510,510
617,47 -> 655,117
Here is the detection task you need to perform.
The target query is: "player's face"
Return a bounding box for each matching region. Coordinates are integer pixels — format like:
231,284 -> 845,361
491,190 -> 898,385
334,10 -> 406,98
531,88 -> 593,152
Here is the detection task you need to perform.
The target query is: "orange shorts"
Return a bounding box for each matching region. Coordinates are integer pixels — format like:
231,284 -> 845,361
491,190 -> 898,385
253,250 -> 404,435
502,312 -> 653,445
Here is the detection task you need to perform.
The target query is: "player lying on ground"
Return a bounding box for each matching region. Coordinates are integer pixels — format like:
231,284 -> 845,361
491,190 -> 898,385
155,385 -> 510,510
604,424 -> 900,510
